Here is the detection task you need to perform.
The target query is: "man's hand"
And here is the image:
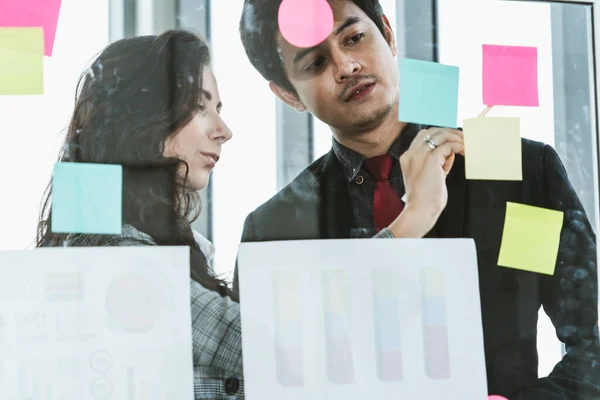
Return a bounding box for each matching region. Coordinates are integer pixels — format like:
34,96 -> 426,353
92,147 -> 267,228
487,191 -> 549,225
388,127 -> 464,238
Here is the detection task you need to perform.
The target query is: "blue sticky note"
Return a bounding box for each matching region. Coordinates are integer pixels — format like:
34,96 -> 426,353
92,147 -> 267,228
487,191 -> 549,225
399,58 -> 460,128
52,163 -> 122,234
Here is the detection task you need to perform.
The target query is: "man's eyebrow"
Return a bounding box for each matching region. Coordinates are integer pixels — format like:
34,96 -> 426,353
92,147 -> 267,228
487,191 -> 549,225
292,16 -> 362,65
333,16 -> 361,36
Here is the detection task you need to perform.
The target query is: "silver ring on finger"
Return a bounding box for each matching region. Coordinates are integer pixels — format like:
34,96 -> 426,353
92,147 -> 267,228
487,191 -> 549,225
424,135 -> 438,151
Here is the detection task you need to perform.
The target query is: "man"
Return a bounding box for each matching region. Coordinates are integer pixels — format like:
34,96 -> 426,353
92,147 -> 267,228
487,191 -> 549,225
236,0 -> 600,398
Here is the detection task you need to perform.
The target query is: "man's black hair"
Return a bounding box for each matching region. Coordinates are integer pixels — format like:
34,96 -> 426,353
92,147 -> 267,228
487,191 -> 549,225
240,0 -> 385,95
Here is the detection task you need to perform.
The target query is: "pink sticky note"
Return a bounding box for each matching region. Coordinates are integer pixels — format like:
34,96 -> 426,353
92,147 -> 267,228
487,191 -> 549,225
482,44 -> 539,107
278,0 -> 334,48
0,0 -> 63,56
488,396 -> 509,400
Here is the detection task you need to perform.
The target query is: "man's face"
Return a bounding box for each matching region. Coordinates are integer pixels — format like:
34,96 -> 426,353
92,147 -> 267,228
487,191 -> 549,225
275,0 -> 399,133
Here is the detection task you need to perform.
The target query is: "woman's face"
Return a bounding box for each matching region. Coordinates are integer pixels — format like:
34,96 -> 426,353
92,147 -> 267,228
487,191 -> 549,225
163,68 -> 232,191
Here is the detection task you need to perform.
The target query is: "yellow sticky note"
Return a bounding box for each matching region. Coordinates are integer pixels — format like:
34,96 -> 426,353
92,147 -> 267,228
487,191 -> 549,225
0,27 -> 44,95
464,117 -> 522,180
498,202 -> 564,275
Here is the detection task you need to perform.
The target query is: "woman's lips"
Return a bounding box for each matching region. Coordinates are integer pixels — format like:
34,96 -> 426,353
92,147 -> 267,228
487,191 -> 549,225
199,152 -> 219,167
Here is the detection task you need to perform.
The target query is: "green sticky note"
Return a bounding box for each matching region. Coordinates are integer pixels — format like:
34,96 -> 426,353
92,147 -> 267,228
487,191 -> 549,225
498,202 -> 564,275
51,163 -> 123,235
0,27 -> 44,95
399,58 -> 459,128
464,117 -> 522,181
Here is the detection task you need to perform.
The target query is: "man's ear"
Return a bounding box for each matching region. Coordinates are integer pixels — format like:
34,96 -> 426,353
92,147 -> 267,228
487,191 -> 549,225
380,14 -> 398,57
269,82 -> 307,112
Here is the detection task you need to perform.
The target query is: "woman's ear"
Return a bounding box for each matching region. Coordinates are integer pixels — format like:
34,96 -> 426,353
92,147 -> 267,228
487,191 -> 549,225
269,82 -> 307,112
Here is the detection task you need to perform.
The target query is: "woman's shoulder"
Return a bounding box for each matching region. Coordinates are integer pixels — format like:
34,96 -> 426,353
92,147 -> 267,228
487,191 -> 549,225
65,225 -> 156,247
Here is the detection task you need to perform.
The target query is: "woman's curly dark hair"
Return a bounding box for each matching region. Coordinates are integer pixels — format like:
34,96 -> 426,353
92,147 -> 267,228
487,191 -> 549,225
36,29 -> 236,300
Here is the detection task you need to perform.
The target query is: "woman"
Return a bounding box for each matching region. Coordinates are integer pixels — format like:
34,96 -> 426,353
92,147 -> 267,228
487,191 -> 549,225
37,30 -> 245,399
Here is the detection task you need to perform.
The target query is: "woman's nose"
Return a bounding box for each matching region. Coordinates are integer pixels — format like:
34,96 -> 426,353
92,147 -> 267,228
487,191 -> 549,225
213,115 -> 233,143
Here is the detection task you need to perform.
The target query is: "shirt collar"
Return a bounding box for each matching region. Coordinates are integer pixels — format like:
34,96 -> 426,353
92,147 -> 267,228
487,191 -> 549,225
193,229 -> 215,263
332,123 -> 422,182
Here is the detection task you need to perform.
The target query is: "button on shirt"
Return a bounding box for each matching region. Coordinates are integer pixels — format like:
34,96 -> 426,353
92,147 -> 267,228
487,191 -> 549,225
224,377 -> 240,395
331,123 -> 423,238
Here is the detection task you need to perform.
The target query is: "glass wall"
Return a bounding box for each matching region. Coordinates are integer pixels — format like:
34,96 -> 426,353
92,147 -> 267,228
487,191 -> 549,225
0,0 -> 109,251
437,0 -> 599,376
1,0 -> 598,398
209,0 -> 278,280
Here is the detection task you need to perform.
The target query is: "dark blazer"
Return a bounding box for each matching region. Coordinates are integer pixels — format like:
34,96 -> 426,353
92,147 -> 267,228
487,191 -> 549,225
235,134 -> 600,399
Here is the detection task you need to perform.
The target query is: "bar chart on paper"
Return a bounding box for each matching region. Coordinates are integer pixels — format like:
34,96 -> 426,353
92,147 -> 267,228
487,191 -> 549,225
238,239 -> 487,400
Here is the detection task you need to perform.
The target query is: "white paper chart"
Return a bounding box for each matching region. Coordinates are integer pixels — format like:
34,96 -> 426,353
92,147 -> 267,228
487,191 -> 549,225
0,246 -> 193,400
238,239 -> 487,400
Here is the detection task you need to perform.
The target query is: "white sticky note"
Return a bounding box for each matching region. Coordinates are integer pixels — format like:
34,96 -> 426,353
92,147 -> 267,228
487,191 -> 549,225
464,117 -> 523,181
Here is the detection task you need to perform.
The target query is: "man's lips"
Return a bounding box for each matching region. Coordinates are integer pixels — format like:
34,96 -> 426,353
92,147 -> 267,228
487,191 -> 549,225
344,82 -> 375,102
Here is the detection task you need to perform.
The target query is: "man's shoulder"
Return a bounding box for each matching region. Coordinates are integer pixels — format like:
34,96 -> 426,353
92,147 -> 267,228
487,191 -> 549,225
251,151 -> 331,217
521,136 -> 547,156
241,151 -> 334,243
521,137 -> 557,174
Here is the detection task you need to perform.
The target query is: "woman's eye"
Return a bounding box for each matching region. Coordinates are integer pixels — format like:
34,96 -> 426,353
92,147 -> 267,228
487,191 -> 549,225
197,104 -> 206,111
347,33 -> 365,45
